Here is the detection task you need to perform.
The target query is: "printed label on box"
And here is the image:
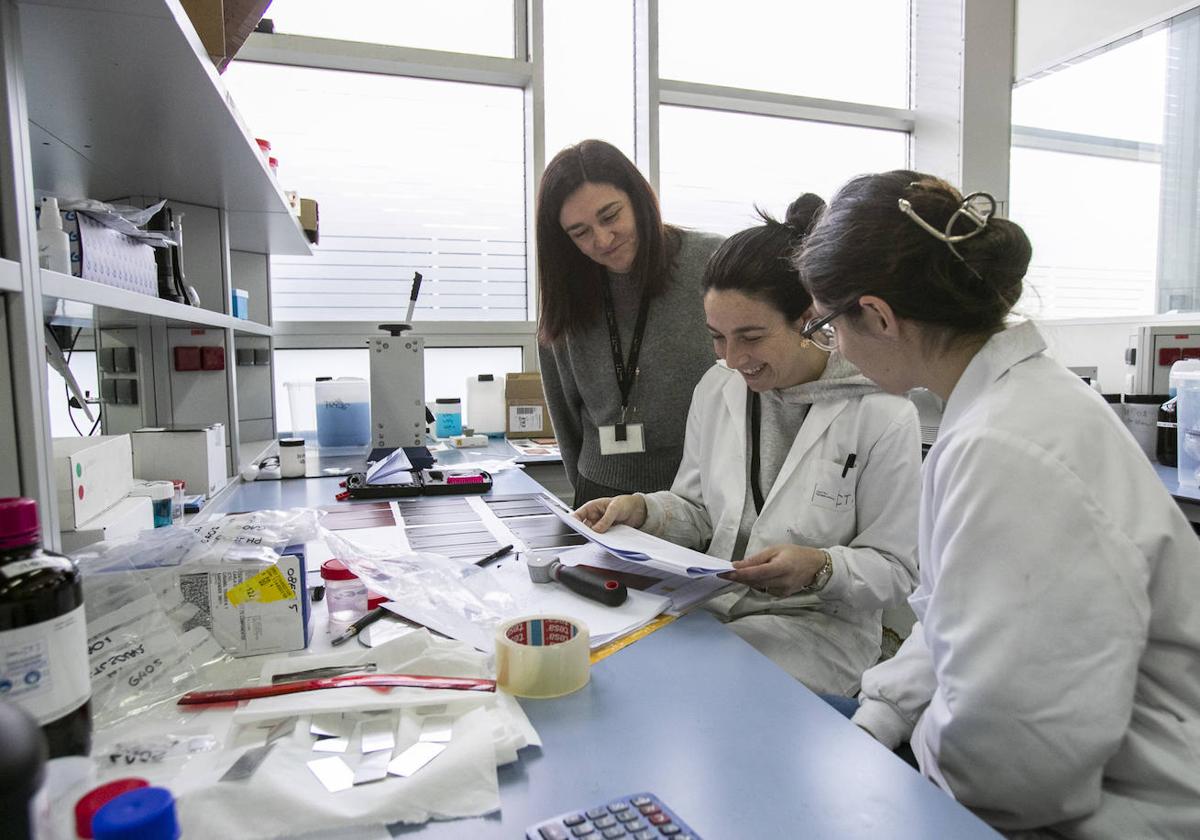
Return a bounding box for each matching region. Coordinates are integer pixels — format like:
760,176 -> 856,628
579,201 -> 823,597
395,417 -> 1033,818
509,405 -> 543,432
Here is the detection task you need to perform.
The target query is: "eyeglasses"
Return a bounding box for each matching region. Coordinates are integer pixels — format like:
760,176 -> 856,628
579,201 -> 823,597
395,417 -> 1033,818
897,190 -> 996,279
801,302 -> 857,352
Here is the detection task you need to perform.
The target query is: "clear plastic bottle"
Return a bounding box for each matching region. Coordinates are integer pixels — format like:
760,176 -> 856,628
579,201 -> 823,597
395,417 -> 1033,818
320,559 -> 367,635
0,497 -> 92,758
37,197 -> 71,275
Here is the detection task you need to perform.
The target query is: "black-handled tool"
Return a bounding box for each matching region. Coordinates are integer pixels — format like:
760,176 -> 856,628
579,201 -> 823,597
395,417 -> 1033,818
527,555 -> 628,607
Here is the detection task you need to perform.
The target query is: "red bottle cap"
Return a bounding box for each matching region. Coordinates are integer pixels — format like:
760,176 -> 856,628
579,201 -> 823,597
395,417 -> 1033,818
0,497 -> 40,551
320,559 -> 358,581
367,591 -> 389,610
75,778 -> 151,838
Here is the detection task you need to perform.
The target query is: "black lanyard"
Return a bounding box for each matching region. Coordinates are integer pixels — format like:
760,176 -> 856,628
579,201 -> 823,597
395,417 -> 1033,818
749,390 -> 765,514
601,280 -> 651,419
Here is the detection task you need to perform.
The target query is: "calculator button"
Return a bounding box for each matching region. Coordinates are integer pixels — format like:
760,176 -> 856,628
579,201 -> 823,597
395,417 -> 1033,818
572,824 -> 597,837
633,831 -> 656,840
617,811 -> 639,823
658,827 -> 681,837
593,816 -> 617,829
539,826 -> 570,840
626,820 -> 646,831
639,805 -> 660,816
602,828 -> 627,839
587,808 -> 608,820
648,813 -> 670,826
609,802 -> 632,813
563,815 -> 586,827
630,796 -> 652,807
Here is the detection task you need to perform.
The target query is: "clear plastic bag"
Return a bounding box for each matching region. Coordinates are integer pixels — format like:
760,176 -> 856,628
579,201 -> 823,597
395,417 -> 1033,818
321,528 -> 517,652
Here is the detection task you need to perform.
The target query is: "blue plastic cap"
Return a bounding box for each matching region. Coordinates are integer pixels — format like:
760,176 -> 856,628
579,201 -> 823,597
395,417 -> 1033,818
92,787 -> 180,840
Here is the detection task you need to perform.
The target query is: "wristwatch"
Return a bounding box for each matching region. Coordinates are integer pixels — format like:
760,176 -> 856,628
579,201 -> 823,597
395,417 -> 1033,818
802,549 -> 834,592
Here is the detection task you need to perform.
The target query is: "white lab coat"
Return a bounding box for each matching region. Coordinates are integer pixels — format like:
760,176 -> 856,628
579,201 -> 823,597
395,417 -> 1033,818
854,321 -> 1200,838
643,363 -> 921,694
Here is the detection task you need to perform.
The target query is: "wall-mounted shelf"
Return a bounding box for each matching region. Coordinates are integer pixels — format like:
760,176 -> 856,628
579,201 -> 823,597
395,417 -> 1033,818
40,269 -> 275,334
0,257 -> 20,292
17,0 -> 311,256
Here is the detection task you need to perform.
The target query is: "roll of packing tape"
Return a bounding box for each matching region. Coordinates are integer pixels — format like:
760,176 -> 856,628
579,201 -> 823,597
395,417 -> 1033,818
495,616 -> 590,699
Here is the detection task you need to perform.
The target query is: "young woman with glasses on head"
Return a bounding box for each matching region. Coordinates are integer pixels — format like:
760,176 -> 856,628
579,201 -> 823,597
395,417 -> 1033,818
796,170 -> 1200,837
574,194 -> 922,695
536,140 -> 725,506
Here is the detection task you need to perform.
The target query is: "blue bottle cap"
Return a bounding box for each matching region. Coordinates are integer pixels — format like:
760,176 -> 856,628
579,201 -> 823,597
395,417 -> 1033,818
92,786 -> 180,840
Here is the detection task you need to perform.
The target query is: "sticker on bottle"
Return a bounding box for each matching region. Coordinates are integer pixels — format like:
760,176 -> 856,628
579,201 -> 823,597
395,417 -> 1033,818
0,604 -> 90,725
225,565 -> 296,606
0,557 -> 62,579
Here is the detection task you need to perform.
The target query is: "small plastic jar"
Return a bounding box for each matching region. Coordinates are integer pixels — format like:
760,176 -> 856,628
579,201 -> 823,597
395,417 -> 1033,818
434,397 -> 463,438
268,156 -> 279,177
278,437 -> 306,478
321,559 -> 368,634
255,137 -> 271,163
128,481 -> 174,527
170,480 -> 186,524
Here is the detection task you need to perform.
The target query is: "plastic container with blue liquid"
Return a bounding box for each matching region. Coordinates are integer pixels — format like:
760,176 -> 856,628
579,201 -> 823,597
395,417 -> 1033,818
315,377 -> 370,448
434,398 -> 463,438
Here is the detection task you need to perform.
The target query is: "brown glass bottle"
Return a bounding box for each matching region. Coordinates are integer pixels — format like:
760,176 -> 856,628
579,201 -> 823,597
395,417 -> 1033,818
0,497 -> 92,758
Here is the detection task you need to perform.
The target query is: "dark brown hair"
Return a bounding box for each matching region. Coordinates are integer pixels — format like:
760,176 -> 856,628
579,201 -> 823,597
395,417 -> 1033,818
702,193 -> 825,323
536,140 -> 679,344
797,170 -> 1031,342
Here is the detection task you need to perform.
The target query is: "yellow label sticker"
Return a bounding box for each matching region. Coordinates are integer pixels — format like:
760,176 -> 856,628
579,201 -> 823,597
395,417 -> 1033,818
225,565 -> 297,606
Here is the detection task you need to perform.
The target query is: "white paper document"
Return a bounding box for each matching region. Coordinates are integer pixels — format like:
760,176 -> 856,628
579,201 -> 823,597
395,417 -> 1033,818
551,507 -> 735,577
555,544 -> 733,616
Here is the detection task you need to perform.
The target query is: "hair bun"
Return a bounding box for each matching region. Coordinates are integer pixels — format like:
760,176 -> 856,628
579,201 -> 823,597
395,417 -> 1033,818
784,193 -> 826,235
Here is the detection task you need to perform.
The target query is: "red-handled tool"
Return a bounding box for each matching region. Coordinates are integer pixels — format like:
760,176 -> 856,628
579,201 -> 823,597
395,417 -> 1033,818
177,673 -> 496,705
527,554 -> 629,607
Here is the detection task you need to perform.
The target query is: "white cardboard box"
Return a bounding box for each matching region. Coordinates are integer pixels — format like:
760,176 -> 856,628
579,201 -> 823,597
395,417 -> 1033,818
132,424 -> 227,497
61,496 -> 154,554
52,435 -> 135,529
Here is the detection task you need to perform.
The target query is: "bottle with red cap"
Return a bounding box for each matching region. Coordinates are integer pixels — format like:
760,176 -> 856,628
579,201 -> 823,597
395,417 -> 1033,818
0,497 -> 92,757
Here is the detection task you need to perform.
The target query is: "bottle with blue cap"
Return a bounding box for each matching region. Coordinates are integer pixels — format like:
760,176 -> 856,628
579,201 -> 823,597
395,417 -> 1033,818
91,786 -> 180,840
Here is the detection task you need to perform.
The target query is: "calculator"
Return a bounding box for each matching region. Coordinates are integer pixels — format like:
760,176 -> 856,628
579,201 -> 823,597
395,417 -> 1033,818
526,792 -> 702,840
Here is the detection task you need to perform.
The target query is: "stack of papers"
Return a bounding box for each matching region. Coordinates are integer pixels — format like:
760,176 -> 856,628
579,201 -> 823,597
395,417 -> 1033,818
552,508 -> 735,577
555,544 -> 732,616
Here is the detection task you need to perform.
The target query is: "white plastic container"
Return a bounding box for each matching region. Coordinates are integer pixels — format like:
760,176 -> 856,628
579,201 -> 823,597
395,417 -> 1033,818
1174,367 -> 1200,487
37,197 -> 71,274
278,437 -> 306,478
321,559 -> 367,635
283,380 -> 317,442
466,374 -> 506,436
315,377 -> 370,448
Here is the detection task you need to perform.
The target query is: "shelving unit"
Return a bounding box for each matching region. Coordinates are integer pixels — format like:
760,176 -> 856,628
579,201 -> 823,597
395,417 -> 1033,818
0,0 -> 309,547
0,256 -> 19,292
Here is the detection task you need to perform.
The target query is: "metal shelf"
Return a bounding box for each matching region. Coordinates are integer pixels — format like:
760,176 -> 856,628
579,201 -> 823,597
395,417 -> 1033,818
17,0 -> 311,256
40,269 -> 275,334
0,257 -> 20,292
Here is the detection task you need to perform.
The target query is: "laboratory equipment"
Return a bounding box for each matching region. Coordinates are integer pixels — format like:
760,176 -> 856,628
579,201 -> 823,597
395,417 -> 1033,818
283,380 -> 317,441
321,559 -> 368,635
433,397 -> 463,437
369,272 -> 427,449
315,377 -> 370,448
525,792 -> 702,840
278,437 -> 306,478
1175,366 -> 1200,486
527,554 -> 628,606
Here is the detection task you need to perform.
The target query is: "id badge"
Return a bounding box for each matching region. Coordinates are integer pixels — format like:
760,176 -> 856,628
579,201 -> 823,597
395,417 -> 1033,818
598,422 -> 645,455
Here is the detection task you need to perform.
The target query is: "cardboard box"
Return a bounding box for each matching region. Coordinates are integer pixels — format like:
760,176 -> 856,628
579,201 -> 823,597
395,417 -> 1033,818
180,0 -> 271,71
505,372 -> 551,438
61,496 -> 154,554
299,198 -> 319,245
132,424 -> 227,498
52,435 -> 135,530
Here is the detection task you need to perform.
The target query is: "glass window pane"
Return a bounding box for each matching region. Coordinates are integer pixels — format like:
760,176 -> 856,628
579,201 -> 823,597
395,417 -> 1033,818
659,107 -> 908,235
273,347 -> 523,437
223,64 -> 527,322
1009,147 -> 1159,319
659,0 -> 909,108
263,0 -> 515,58
543,0 -> 634,160
1012,30 -> 1168,143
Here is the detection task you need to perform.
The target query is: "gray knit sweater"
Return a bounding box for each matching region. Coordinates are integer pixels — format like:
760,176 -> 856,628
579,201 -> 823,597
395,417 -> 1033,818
538,228 -> 724,493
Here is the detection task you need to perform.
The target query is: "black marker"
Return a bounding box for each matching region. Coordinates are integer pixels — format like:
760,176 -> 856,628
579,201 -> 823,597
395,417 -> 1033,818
841,453 -> 857,478
475,544 -> 515,567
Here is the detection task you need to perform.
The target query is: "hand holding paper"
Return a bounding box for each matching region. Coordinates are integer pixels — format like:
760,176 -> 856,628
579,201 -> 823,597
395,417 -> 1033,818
552,507 -> 733,578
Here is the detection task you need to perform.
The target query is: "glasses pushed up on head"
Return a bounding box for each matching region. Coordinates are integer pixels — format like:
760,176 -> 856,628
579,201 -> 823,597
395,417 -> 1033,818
801,301 -> 857,352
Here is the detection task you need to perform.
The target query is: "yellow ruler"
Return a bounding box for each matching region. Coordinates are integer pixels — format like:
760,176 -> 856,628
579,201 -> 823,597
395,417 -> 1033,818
590,614 -> 677,664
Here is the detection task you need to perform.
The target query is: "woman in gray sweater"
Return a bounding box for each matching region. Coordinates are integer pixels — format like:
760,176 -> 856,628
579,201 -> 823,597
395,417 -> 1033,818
536,139 -> 723,505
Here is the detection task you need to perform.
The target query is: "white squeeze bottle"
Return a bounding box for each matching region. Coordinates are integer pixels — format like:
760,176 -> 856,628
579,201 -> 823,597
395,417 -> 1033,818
37,197 -> 71,274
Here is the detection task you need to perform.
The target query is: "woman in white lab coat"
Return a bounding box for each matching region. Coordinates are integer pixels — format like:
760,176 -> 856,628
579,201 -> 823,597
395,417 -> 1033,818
576,196 -> 922,695
795,170 -> 1200,837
